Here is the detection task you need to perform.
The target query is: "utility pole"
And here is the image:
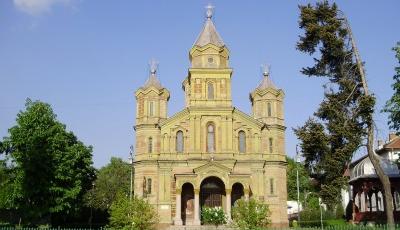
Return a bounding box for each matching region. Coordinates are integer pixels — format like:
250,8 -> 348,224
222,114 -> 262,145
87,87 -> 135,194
129,145 -> 134,201
319,197 -> 323,230
296,144 -> 301,224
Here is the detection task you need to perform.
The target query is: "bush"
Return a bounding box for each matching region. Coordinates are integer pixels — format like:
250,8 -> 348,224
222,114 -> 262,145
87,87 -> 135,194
231,198 -> 271,230
298,220 -> 327,228
201,207 -> 227,227
108,194 -> 158,230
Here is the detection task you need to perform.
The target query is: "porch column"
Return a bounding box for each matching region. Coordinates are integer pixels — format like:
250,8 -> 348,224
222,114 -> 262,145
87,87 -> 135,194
226,189 -> 232,221
174,189 -> 183,225
194,189 -> 201,225
244,188 -> 250,201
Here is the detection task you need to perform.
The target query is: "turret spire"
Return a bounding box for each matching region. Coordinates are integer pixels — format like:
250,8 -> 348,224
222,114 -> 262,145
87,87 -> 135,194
256,64 -> 276,90
143,58 -> 163,89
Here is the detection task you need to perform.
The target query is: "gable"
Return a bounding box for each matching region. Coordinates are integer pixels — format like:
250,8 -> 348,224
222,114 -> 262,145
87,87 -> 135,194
232,107 -> 264,131
193,161 -> 232,174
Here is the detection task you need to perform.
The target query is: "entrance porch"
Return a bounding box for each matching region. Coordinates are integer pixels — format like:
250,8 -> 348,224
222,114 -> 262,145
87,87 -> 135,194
174,162 -> 251,226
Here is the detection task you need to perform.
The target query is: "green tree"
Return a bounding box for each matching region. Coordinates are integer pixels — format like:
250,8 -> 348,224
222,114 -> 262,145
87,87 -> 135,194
0,156 -> 16,210
1,99 -> 95,225
85,157 -> 130,211
383,42 -> 400,133
286,157 -> 312,201
295,1 -> 394,226
231,198 -> 270,230
108,194 -> 158,230
295,1 -> 375,208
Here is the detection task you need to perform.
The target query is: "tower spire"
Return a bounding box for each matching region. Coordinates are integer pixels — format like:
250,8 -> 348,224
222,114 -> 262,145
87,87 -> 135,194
193,4 -> 224,47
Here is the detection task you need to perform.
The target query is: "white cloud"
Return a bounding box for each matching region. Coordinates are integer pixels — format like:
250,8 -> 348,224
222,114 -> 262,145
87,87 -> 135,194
13,0 -> 73,16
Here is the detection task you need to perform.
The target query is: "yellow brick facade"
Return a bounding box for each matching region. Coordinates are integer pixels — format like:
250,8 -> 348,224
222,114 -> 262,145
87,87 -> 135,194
134,9 -> 288,228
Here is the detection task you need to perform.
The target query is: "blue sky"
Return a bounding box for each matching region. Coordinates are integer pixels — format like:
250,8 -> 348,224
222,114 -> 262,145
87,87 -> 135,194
0,0 -> 399,168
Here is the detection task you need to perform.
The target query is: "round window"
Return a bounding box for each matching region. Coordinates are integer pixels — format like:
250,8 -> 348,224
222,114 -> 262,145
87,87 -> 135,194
208,57 -> 214,63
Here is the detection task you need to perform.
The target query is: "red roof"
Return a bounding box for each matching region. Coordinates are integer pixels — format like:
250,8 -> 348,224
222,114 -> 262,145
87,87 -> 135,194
383,136 -> 400,149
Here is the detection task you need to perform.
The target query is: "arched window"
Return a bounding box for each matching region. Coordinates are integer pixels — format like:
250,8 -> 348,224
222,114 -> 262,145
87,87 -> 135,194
269,138 -> 273,153
207,123 -> 215,152
208,83 -> 214,100
176,130 -> 184,153
269,178 -> 275,195
147,178 -> 152,194
267,102 -> 272,117
148,137 -> 153,153
238,131 -> 246,153
149,101 -> 154,116
395,191 -> 400,211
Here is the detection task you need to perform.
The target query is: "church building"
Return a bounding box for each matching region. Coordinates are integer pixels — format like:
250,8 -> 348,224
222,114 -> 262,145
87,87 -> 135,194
133,6 -> 288,228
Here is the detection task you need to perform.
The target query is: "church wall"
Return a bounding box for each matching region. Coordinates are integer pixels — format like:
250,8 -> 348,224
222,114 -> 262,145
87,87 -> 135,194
133,9 -> 288,227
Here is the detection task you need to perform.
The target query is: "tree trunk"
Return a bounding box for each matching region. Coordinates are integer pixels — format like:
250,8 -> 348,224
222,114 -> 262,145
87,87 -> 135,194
346,17 -> 395,228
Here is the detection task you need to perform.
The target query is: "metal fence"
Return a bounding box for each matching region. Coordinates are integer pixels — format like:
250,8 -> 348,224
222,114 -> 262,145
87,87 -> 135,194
1,225 -> 400,230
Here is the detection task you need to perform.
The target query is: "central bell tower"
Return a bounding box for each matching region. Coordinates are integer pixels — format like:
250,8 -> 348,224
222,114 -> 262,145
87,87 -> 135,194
183,5 -> 233,108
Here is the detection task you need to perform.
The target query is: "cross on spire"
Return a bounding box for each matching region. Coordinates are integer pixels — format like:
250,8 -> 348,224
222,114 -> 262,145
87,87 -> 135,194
149,58 -> 159,75
205,3 -> 214,19
261,64 -> 270,77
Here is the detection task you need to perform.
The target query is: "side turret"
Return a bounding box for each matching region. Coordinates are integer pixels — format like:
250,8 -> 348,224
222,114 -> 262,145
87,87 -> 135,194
249,66 -> 284,126
135,60 -> 170,155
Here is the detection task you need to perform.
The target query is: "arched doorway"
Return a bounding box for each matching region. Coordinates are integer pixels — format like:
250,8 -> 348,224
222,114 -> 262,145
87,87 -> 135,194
181,183 -> 194,225
231,183 -> 244,207
200,177 -> 225,208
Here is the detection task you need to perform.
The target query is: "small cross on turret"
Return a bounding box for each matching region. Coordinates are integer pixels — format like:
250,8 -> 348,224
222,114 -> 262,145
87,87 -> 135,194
205,3 -> 214,19
149,58 -> 159,75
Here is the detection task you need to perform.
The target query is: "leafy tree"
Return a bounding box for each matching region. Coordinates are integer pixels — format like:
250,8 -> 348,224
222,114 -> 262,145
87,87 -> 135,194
231,198 -> 270,230
1,99 -> 95,225
108,194 -> 158,230
85,157 -> 130,211
383,42 -> 400,133
286,157 -> 312,202
295,1 -> 394,226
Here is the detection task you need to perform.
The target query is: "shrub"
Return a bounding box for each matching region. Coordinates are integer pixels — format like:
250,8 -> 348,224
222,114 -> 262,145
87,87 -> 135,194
201,206 -> 227,227
108,194 -> 158,230
231,198 -> 271,230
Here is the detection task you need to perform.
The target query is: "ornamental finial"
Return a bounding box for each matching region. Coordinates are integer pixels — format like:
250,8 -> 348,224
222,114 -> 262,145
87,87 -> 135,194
149,58 -> 159,75
261,64 -> 270,77
205,3 -> 214,19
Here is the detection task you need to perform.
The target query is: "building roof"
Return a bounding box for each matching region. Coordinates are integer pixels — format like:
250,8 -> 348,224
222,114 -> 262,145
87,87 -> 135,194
193,13 -> 225,47
142,73 -> 163,90
381,135 -> 400,149
350,154 -> 400,182
256,73 -> 277,90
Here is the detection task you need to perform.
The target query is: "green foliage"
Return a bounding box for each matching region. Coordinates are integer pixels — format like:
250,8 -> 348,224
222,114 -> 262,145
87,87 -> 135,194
295,1 -> 375,208
383,42 -> 400,134
1,99 -> 95,224
0,157 -> 16,210
231,198 -> 270,230
108,194 -> 158,230
286,157 -> 313,202
85,157 -> 130,211
201,207 -> 227,227
336,203 -> 345,219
